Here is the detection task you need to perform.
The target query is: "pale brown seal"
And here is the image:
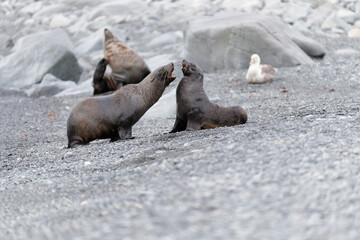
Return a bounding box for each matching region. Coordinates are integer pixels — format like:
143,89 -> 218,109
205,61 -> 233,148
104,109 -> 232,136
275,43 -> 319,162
246,54 -> 276,84
170,60 -> 247,132
67,63 -> 176,148
92,29 -> 151,95
104,29 -> 150,86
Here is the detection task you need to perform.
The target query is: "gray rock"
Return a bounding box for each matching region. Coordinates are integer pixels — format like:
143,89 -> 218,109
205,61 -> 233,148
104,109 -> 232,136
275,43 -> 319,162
322,13 -> 353,31
75,28 -> 125,57
335,48 -> 360,55
306,3 -> 337,28
184,13 -> 326,71
55,78 -> 93,97
75,30 -> 103,56
32,4 -> 69,18
49,14 -> 71,28
88,0 -> 146,20
0,29 -> 82,88
0,33 -> 12,55
221,0 -> 263,12
336,8 -> 358,24
146,31 -> 183,49
25,74 -> 76,98
282,2 -> 312,24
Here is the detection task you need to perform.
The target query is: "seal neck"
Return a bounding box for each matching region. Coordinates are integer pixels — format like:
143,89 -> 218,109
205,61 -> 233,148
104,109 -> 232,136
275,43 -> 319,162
140,76 -> 166,106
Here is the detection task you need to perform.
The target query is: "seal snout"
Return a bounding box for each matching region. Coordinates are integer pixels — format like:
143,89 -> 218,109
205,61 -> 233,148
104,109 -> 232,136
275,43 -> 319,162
166,62 -> 176,82
182,59 -> 189,68
104,28 -> 115,42
182,59 -> 191,74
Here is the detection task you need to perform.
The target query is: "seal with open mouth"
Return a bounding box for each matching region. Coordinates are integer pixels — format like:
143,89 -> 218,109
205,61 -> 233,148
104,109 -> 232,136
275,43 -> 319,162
67,63 -> 176,148
170,60 -> 247,132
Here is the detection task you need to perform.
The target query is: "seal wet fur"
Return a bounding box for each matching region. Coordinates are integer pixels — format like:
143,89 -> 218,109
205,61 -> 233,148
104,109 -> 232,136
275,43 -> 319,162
67,63 -> 176,148
170,60 -> 247,133
92,28 -> 151,95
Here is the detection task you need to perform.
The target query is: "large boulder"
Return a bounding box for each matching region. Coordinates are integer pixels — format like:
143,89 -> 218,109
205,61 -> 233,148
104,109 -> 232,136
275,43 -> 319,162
55,78 -> 93,97
88,0 -> 147,20
0,29 -> 82,88
25,74 -> 76,98
185,13 -> 326,72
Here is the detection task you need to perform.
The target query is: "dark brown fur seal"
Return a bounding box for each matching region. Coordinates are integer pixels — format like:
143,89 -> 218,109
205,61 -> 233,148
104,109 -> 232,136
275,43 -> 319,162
170,60 -> 247,132
67,63 -> 176,148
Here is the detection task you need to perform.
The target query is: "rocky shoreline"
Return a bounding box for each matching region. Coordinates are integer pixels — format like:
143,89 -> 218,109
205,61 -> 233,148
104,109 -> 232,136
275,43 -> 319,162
1,1 -> 360,239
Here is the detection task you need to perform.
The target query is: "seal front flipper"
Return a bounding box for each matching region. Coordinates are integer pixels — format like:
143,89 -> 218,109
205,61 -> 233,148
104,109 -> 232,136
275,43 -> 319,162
186,109 -> 203,131
170,117 -> 187,133
93,58 -> 109,95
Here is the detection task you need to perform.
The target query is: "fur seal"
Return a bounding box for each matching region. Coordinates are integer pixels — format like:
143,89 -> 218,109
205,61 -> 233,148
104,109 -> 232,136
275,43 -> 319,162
67,63 -> 176,148
104,29 -> 150,86
170,60 -> 247,133
246,54 -> 276,84
92,29 -> 151,95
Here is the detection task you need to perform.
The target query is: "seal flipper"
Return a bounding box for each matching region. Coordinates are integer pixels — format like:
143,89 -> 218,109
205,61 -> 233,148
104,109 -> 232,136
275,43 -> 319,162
170,117 -> 187,133
68,139 -> 85,148
110,131 -> 121,142
118,127 -> 134,140
93,58 -> 109,95
186,109 -> 203,131
186,118 -> 202,131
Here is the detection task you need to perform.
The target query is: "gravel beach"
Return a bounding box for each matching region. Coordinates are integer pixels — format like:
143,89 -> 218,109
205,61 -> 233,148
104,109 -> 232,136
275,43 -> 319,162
1,33 -> 360,239
1,0 -> 360,239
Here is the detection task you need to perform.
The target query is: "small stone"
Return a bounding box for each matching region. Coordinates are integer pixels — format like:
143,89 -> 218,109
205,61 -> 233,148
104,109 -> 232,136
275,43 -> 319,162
133,203 -> 143,209
335,48 -> 360,55
337,8 -> 357,24
348,28 -> 360,38
50,14 -> 71,28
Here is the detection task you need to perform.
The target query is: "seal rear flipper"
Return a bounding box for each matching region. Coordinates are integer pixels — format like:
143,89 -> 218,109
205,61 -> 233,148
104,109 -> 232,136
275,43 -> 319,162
110,131 -> 121,142
68,139 -> 85,148
170,117 -> 187,133
118,127 -> 134,140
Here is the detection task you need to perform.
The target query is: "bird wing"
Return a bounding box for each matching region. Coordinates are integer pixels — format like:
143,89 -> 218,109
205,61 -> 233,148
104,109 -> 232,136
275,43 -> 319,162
261,64 -> 276,75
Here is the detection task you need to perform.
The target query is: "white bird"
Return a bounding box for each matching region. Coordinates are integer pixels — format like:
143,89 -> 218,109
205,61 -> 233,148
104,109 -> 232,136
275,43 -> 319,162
246,54 -> 277,84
